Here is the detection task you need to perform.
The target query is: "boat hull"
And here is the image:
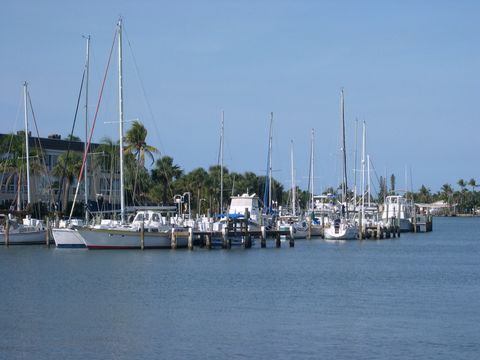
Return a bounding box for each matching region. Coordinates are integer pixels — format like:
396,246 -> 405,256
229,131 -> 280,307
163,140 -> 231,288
52,228 -> 86,248
324,224 -> 358,240
77,228 -> 186,249
0,230 -> 47,245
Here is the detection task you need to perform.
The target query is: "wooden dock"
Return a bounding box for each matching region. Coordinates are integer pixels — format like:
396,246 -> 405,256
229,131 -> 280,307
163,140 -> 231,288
167,225 -> 296,250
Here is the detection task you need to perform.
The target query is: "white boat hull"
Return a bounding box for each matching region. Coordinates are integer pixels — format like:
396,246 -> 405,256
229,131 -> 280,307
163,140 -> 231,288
0,230 -> 47,245
52,228 -> 86,248
77,227 -> 186,249
279,225 -> 308,240
324,223 -> 358,240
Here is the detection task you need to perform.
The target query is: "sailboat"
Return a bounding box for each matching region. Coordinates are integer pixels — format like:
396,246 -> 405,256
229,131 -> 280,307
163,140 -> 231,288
278,140 -> 307,239
324,89 -> 358,240
0,82 -> 46,244
53,36 -> 91,248
76,18 -> 182,249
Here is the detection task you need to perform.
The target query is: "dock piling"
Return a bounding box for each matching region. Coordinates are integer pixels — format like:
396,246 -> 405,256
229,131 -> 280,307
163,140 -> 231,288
289,225 -> 295,247
46,217 -> 50,247
171,228 -> 177,249
188,228 -> 194,250
5,219 -> 9,246
260,226 -> 266,248
275,233 -> 281,248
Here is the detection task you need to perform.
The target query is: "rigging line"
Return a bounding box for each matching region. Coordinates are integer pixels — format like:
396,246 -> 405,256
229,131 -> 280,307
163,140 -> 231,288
69,26 -> 117,220
368,158 -> 381,197
0,85 -> 26,189
27,89 -> 54,206
123,25 -> 165,154
56,68 -> 86,208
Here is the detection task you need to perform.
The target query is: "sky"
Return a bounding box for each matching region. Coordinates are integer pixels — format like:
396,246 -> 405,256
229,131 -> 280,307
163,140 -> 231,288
1,0 -> 479,195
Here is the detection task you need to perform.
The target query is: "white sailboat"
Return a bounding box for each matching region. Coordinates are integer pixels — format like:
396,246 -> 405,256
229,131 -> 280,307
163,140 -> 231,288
0,82 -> 46,245
278,141 -> 307,239
53,36 -> 91,248
324,89 -> 358,240
76,18 -> 178,249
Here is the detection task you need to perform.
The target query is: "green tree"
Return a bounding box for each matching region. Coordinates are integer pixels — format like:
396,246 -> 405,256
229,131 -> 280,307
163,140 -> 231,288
440,183 -> 454,215
417,185 -> 432,204
51,151 -> 83,212
0,132 -> 42,211
124,121 -> 158,166
65,134 -> 81,142
468,178 -> 477,214
151,156 -> 183,204
91,137 -> 119,204
124,121 -> 158,204
390,174 -> 396,195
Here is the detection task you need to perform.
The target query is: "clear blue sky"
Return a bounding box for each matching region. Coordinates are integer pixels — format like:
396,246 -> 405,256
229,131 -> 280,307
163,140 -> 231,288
1,0 -> 479,195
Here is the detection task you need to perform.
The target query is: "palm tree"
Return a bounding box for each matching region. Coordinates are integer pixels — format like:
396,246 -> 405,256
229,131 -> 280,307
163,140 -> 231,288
151,156 -> 183,204
457,179 -> 467,213
468,178 -> 477,214
124,121 -> 158,166
417,185 -> 432,204
124,121 -> 158,204
440,183 -> 454,215
181,167 -> 209,214
0,132 -> 42,211
91,137 -> 119,205
51,151 -> 83,212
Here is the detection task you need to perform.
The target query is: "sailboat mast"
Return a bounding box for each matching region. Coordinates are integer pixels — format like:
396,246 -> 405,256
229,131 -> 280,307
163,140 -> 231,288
23,81 -> 31,206
367,154 -> 371,207
268,112 -> 273,210
117,18 -> 125,224
361,121 -> 366,223
291,140 -> 296,215
220,110 -> 224,214
341,89 -> 348,205
353,118 -> 358,211
84,35 -> 90,223
310,128 -> 315,211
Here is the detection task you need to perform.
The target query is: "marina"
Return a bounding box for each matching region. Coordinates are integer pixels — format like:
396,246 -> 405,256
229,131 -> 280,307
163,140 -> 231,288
0,216 -> 478,360
1,2 -> 479,359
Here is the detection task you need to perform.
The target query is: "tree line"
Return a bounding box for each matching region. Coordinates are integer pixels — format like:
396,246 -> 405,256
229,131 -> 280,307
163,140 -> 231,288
1,122 -> 479,217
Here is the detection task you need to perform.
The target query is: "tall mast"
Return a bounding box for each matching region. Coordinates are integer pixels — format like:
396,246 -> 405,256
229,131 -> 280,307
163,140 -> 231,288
84,35 -> 90,223
117,18 -> 125,224
268,112 -> 273,210
290,140 -> 296,215
361,121 -> 366,224
309,128 -> 315,211
23,81 -> 31,207
220,110 -> 224,214
340,88 -> 348,206
353,118 -> 358,211
367,154 -> 371,207
263,112 -> 273,212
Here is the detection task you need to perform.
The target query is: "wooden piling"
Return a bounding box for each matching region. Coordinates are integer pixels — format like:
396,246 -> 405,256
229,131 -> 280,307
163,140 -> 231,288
140,220 -> 145,250
260,226 -> 266,248
244,235 -> 252,249
205,234 -> 211,249
188,228 -> 194,250
222,227 -> 228,249
307,219 -> 312,240
5,219 -> 9,246
289,226 -> 295,247
46,217 -> 50,247
275,232 -> 281,248
170,228 -> 177,249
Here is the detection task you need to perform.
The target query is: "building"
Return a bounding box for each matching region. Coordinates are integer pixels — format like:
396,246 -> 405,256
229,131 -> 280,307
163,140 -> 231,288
0,132 -> 120,212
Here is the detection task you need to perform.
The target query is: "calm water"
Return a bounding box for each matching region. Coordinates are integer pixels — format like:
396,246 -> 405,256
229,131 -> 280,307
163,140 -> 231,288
0,217 -> 479,359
